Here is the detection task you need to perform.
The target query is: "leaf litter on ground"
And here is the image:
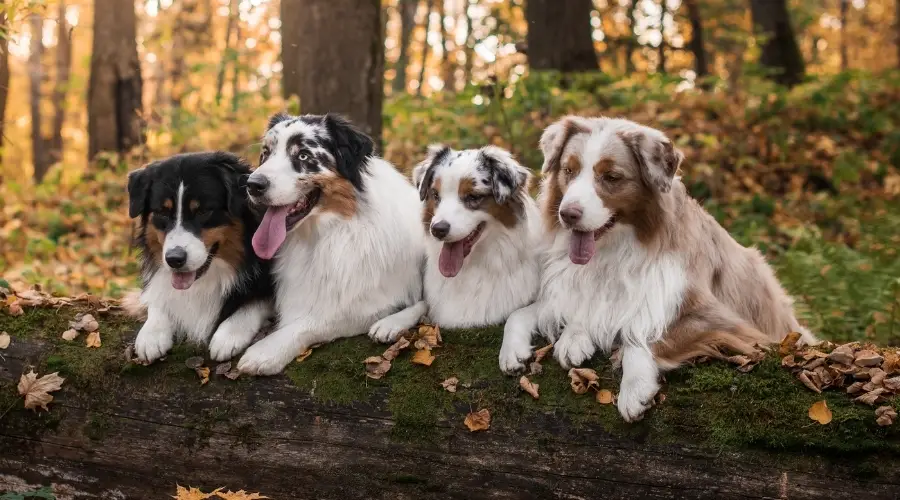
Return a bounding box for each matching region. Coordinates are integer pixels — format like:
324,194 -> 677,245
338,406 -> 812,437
17,370 -> 65,411
464,408 -> 491,432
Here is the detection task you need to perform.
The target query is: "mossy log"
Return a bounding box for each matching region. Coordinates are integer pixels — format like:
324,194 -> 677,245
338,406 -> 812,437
1,308 -> 899,499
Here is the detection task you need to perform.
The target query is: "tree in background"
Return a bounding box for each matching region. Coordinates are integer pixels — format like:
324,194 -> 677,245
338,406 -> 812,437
525,0 -> 597,73
683,0 -> 708,82
416,0 -> 434,96
0,1 -> 9,166
749,0 -> 805,86
51,0 -> 72,165
281,0 -> 384,145
28,11 -> 48,181
393,0 -> 418,93
87,0 -> 143,159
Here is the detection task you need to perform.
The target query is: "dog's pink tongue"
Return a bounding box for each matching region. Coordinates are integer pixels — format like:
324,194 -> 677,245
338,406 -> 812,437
253,206 -> 291,260
172,271 -> 196,290
569,231 -> 595,265
439,241 -> 466,278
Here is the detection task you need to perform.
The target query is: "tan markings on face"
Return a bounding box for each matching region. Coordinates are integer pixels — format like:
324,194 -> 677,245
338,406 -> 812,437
145,219 -> 165,263
545,119 -> 590,174
189,200 -> 200,212
422,178 -> 440,232
542,156 -> 583,230
311,174 -> 357,219
459,175 -> 520,228
162,199 -> 173,210
201,223 -> 245,270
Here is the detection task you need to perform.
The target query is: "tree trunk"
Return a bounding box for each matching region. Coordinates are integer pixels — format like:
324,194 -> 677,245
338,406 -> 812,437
749,0 -> 805,87
393,0 -> 418,94
840,0 -> 849,72
0,2 -> 9,166
896,0 -> 900,69
525,0 -> 598,72
87,0 -> 144,159
684,0 -> 708,81
625,0 -> 639,74
51,0 -> 72,165
215,0 -> 238,106
29,13 -> 50,183
280,0 -> 384,146
437,0 -> 453,91
463,0 -> 475,86
657,0 -> 666,74
230,24 -> 241,114
416,0 -> 434,97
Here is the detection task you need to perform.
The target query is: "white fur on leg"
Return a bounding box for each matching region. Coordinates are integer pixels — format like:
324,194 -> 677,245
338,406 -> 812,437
134,307 -> 175,363
238,318 -> 365,376
617,345 -> 660,422
553,323 -> 596,369
209,300 -> 273,361
368,301 -> 427,343
499,303 -> 538,374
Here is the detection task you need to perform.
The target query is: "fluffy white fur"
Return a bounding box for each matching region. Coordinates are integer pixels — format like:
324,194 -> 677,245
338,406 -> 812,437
370,146 -> 541,341
238,158 -> 426,375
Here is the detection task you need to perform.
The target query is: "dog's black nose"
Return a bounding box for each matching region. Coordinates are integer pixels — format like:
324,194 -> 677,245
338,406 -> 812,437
246,175 -> 269,196
165,247 -> 188,269
560,205 -> 583,226
430,220 -> 450,239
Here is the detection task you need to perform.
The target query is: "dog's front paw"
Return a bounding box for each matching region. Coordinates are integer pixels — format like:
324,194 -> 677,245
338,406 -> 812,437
209,326 -> 254,361
134,328 -> 174,364
368,316 -> 409,344
553,331 -> 596,369
498,338 -> 533,375
617,376 -> 660,423
237,341 -> 293,376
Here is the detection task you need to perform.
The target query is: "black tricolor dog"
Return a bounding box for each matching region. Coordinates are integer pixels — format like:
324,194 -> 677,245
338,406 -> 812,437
127,151 -> 274,363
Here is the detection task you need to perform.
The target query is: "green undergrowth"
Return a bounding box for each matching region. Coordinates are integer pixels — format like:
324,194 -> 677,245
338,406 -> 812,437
2,307 -> 898,462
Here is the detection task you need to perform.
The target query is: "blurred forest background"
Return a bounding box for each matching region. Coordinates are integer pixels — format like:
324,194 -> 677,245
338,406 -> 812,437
0,0 -> 898,344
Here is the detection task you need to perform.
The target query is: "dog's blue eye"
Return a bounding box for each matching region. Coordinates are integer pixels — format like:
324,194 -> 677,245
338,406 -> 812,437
465,194 -> 483,204
298,153 -> 309,161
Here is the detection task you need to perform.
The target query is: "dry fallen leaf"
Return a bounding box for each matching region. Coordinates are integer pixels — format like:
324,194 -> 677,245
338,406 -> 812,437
417,324 -> 442,348
596,389 -> 615,404
382,337 -> 410,361
875,406 -> 897,427
798,370 -> 822,393
884,377 -> 900,391
7,302 -> 24,316
69,313 -> 99,332
17,370 -> 65,411
827,344 -> 855,365
464,408 -> 491,432
172,485 -> 220,500
781,355 -> 797,368
411,349 -> 435,366
296,348 -> 314,363
778,331 -> 802,356
568,368 -> 600,395
215,362 -> 232,375
519,376 -> 539,399
61,328 -> 79,341
528,361 -> 543,376
854,349 -> 884,367
217,490 -> 269,500
882,351 -> 900,374
440,377 -> 459,393
534,344 -> 553,363
364,355 -> 391,379
185,356 -> 205,369
727,354 -> 756,372
85,331 -> 101,348
808,400 -> 832,425
0,331 -> 9,349
196,367 -> 210,385
855,388 -> 886,405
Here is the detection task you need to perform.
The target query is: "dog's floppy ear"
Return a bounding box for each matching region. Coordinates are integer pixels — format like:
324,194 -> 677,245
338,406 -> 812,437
413,144 -> 451,201
210,152 -> 252,215
323,113 -> 374,191
127,164 -> 154,218
539,116 -> 591,174
267,112 -> 292,131
479,146 -> 528,205
619,129 -> 683,194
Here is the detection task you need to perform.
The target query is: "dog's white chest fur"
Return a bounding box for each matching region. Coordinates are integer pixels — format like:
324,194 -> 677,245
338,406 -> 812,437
273,159 -> 425,332
536,226 -> 687,351
141,261 -> 237,342
424,219 -> 540,327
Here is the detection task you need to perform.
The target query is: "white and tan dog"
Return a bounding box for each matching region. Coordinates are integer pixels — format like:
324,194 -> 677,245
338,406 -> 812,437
369,145 -> 541,341
500,116 -> 814,421
237,113 -> 426,375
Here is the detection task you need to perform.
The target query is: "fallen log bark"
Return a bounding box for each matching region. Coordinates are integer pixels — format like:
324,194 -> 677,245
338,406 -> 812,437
1,307 -> 898,499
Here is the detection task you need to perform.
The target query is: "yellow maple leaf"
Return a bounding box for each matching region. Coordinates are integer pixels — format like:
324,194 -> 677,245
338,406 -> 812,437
85,331 -> 101,348
411,349 -> 435,366
172,485 -> 221,499
17,370 -> 65,411
808,400 -> 832,425
464,408 -> 491,432
216,490 -> 269,500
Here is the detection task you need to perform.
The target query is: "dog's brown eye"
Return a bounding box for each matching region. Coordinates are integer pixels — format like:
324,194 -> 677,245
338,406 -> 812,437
464,194 -> 484,206
602,172 -> 622,183
431,189 -> 440,201
563,168 -> 573,177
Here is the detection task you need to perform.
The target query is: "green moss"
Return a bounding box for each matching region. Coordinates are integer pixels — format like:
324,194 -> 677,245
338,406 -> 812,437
84,413 -> 111,441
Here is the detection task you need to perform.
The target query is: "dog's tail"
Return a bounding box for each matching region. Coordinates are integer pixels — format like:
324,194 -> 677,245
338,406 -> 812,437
118,289 -> 148,321
651,324 -> 770,371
